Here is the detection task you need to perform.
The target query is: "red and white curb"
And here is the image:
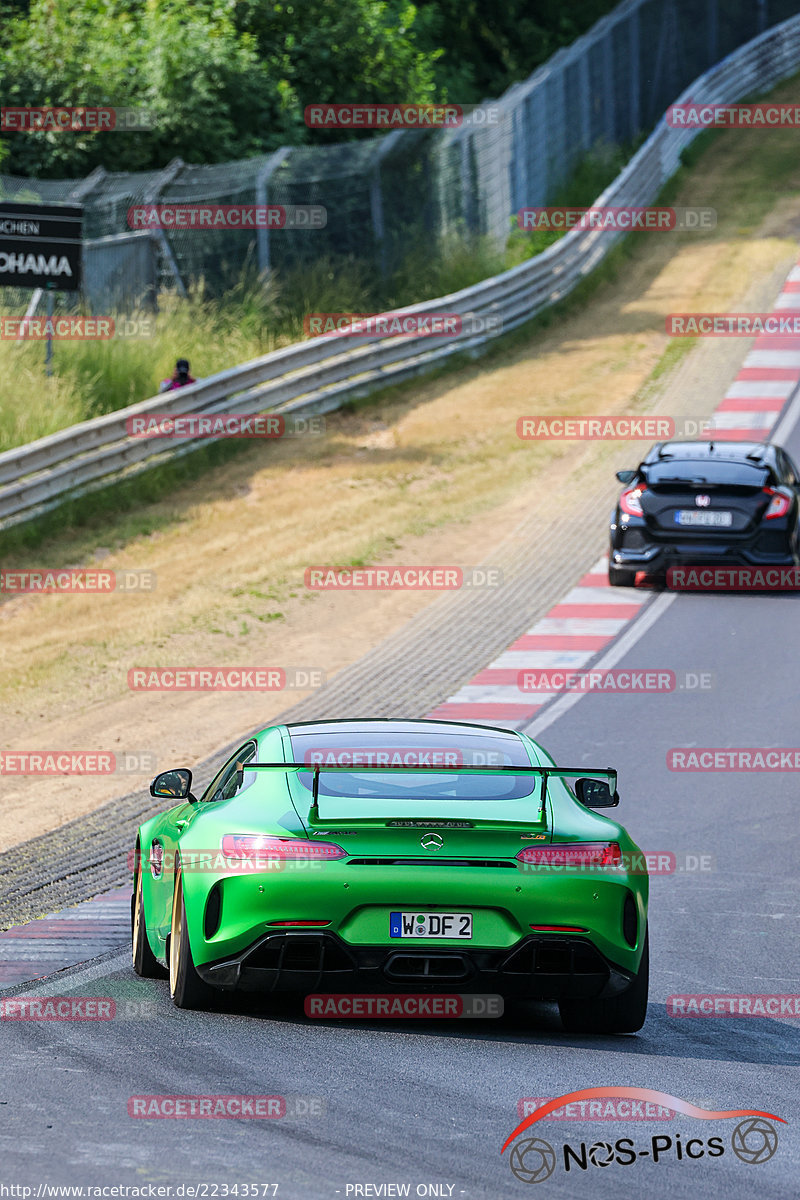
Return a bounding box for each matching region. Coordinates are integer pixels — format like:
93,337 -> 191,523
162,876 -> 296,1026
427,558 -> 646,727
3,255 -> 800,988
711,261 -> 800,439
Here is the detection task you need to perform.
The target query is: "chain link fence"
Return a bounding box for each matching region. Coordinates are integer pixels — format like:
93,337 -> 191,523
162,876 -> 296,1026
2,0 -> 800,312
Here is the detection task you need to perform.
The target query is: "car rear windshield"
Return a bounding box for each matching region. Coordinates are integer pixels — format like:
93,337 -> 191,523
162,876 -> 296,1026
287,729 -> 538,799
645,460 -> 769,487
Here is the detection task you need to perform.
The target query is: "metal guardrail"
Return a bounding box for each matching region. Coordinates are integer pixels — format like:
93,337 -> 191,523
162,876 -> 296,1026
2,15 -> 800,530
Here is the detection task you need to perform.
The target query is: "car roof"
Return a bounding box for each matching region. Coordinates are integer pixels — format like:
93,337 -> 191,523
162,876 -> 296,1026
642,440 -> 776,466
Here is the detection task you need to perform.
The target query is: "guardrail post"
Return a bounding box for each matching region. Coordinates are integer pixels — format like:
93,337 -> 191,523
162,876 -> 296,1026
255,147 -> 292,275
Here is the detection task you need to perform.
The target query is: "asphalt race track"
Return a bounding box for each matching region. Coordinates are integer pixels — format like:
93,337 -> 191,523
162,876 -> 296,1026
2,480 -> 800,1197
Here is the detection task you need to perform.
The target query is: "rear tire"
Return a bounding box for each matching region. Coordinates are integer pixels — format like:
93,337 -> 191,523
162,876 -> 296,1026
132,849 -> 165,978
559,926 -> 649,1034
608,564 -> 636,587
169,864 -> 215,1010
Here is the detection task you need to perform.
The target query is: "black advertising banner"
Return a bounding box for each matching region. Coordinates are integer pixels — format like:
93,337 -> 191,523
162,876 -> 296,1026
0,202 -> 83,291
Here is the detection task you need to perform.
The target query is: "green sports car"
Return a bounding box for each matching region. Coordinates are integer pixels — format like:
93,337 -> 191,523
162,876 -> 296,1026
131,718 -> 649,1032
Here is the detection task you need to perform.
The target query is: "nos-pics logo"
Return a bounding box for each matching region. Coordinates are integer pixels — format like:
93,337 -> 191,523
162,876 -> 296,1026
501,1088 -> 783,1183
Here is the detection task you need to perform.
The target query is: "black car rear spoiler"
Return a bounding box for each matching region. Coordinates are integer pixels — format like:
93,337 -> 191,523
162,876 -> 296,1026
240,763 -> 619,824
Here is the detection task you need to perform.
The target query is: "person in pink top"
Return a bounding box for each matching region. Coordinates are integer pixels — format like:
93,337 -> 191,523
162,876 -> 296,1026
159,358 -> 196,392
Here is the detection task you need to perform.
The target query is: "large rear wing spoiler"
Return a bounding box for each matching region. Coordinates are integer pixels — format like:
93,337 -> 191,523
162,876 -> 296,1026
240,762 -> 620,824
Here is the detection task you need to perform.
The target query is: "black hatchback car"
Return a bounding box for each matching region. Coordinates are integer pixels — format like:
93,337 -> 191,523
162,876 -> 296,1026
608,440 -> 800,586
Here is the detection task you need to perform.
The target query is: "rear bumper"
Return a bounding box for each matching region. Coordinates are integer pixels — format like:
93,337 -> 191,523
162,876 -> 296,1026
610,535 -> 796,575
196,930 -> 636,1000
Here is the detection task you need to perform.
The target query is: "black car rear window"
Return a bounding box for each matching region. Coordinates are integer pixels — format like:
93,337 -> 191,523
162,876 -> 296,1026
287,729 -> 537,799
645,460 -> 769,487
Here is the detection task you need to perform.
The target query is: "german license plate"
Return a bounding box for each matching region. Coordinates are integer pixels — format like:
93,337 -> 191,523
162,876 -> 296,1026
390,911 -> 472,939
674,510 -> 733,527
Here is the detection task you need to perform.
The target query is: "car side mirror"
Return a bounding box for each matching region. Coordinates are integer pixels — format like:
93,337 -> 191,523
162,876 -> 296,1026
575,777 -> 620,808
150,768 -> 194,801
615,470 -> 637,484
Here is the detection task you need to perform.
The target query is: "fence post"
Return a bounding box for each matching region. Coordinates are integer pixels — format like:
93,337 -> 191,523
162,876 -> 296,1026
370,130 -> 405,276
255,147 -> 292,275
69,166 -> 107,208
69,167 -> 106,311
144,157 -> 187,299
603,31 -> 616,143
460,133 -> 478,235
708,0 -> 719,65
580,51 -> 592,153
628,6 -> 641,141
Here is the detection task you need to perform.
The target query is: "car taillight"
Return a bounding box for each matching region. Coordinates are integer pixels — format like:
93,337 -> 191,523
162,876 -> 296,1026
516,842 -> 622,867
221,835 -> 347,860
619,484 -> 646,517
763,488 -> 791,520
